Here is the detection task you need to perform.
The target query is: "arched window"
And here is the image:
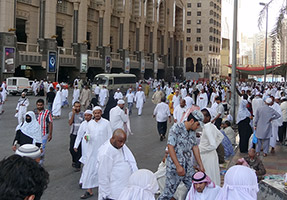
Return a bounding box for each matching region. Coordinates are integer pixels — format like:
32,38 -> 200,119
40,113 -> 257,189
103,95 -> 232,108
199,45 -> 203,51
210,27 -> 213,33
196,57 -> 203,72
209,36 -> 213,41
210,19 -> 213,24
186,57 -> 194,72
210,10 -> 213,15
209,45 -> 212,51
194,45 -> 198,51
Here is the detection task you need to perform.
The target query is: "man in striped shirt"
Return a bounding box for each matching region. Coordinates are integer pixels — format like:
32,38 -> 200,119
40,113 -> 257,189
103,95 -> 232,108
34,98 -> 53,165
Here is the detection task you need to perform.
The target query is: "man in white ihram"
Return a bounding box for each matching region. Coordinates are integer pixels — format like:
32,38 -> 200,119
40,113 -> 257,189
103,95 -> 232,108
79,106 -> 113,199
97,129 -> 138,200
109,100 -> 128,132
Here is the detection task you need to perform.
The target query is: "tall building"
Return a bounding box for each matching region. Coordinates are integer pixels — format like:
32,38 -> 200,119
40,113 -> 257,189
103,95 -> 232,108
185,0 -> 221,80
0,0 -> 186,83
280,18 -> 287,64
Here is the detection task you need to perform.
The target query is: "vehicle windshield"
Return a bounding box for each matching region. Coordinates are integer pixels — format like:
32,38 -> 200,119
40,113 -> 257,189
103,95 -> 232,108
93,76 -> 108,85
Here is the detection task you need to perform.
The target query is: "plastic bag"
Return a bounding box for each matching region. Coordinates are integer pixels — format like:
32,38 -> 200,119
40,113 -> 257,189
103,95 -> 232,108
252,130 -> 258,144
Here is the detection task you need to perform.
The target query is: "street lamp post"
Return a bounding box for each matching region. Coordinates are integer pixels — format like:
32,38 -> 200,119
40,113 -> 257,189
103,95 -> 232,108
260,2 -> 269,86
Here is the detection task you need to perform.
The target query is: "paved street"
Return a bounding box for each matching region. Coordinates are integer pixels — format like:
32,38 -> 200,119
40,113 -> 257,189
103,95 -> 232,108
0,91 -> 170,200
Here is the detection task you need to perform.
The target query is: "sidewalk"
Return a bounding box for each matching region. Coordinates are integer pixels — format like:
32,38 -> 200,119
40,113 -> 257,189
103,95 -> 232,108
220,143 -> 287,186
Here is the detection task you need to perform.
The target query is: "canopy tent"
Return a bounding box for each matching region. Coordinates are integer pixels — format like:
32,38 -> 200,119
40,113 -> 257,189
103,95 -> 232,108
226,64 -> 287,76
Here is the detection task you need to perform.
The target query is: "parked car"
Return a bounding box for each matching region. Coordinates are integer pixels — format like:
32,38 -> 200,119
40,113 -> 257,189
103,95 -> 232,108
6,77 -> 32,95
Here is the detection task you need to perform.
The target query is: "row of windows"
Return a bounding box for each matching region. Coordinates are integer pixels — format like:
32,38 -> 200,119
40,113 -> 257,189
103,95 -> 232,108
187,2 -> 201,8
209,36 -> 221,44
209,45 -> 220,53
210,19 -> 221,27
194,45 -> 203,51
210,10 -> 220,19
210,27 -> 220,35
210,1 -> 221,11
187,19 -> 202,25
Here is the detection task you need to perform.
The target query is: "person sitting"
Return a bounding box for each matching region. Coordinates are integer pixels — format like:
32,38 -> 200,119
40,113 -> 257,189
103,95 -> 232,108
185,171 -> 221,200
220,129 -> 235,160
118,169 -> 159,200
237,148 -> 266,182
215,165 -> 259,200
0,155 -> 49,200
222,120 -> 236,147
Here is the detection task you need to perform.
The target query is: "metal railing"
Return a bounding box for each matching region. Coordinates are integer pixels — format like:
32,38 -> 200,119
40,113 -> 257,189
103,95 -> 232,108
57,47 -> 73,56
129,54 -> 137,61
88,50 -> 100,58
17,42 -> 39,53
110,52 -> 120,60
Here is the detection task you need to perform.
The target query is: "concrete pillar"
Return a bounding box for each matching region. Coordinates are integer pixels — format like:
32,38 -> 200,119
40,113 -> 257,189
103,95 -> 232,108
44,0 -> 57,38
98,14 -> 104,47
38,0 -> 46,51
138,51 -> 145,79
136,26 -> 139,52
73,2 -> 80,44
0,0 -> 15,32
122,49 -> 130,73
102,46 -> 111,73
119,21 -> 124,49
102,1 -> 111,46
149,31 -> 153,54
78,0 -> 88,43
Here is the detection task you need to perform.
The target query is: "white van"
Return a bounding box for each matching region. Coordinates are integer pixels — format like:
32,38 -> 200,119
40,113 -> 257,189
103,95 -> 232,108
6,77 -> 32,95
92,73 -> 137,93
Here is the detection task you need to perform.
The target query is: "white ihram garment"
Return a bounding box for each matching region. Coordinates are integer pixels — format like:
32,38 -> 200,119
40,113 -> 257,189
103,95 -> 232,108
52,91 -> 62,116
270,102 -> 283,148
72,88 -> 80,105
109,106 -> 128,131
135,91 -> 145,115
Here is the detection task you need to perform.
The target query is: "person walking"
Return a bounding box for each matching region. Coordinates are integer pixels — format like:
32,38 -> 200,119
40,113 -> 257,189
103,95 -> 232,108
15,92 -> 29,125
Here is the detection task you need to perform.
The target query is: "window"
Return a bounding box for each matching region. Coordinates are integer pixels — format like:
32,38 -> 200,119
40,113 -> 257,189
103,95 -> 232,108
187,28 -> 191,33
196,28 -> 201,33
187,37 -> 191,42
197,20 -> 201,24
187,3 -> 191,8
196,37 -> 201,42
114,77 -> 137,84
210,1 -> 214,7
210,10 -> 213,15
195,45 -> 198,51
197,3 -> 201,7
187,20 -> 191,24
210,19 -> 213,24
199,45 -> 203,51
209,27 -> 213,32
197,11 -> 201,16
214,3 -> 217,9
209,36 -> 213,41
187,11 -> 191,16
209,45 -> 212,51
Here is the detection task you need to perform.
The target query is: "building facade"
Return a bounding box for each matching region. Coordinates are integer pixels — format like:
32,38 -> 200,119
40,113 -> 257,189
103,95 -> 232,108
185,0 -> 221,80
0,0 -> 186,83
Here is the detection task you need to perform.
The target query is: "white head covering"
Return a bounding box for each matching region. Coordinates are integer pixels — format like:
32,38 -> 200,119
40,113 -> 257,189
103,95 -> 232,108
84,110 -> 93,115
265,97 -> 272,104
15,144 -> 41,159
215,165 -> 258,200
92,106 -> 102,111
118,169 -> 158,200
117,99 -> 125,104
16,111 -> 42,144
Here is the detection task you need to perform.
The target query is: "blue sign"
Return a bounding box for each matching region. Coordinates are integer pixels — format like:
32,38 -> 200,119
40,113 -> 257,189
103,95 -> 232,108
48,51 -> 57,73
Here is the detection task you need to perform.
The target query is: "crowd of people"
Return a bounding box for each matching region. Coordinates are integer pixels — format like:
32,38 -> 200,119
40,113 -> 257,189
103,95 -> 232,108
0,77 -> 286,200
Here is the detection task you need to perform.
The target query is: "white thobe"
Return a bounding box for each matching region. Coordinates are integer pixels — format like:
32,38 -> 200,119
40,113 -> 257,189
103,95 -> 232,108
109,106 -> 128,131
114,92 -> 123,100
196,93 -> 208,109
173,105 -> 186,123
185,185 -> 221,200
210,92 -> 218,105
99,88 -> 109,106
16,97 -> 29,124
252,97 -> 264,119
270,102 -> 283,147
81,118 -> 113,189
61,89 -> 68,103
72,88 -> 80,105
172,95 -> 181,109
184,96 -> 194,109
165,86 -> 173,97
181,88 -> 187,98
97,141 -> 138,200
135,91 -> 145,115
1,83 -> 7,101
94,86 -> 100,95
52,91 -> 62,116
199,122 -> 224,186
74,120 -> 89,165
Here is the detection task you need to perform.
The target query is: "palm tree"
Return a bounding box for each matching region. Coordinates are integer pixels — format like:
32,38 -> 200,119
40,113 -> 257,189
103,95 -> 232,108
258,0 -> 286,42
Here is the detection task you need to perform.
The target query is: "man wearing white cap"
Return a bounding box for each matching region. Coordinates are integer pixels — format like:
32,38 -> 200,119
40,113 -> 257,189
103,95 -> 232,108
125,88 -> 135,115
135,86 -> 146,116
99,85 -> 109,107
109,100 -> 128,132
254,97 -> 281,156
79,106 -> 112,199
114,88 -> 123,101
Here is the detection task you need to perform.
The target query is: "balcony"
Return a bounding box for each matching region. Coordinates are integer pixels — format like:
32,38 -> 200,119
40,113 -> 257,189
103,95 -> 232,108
58,47 -> 76,67
17,42 -> 39,54
88,50 -> 102,68
17,42 -> 42,66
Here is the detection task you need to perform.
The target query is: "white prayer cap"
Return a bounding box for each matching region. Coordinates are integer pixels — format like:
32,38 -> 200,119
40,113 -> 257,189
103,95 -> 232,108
117,99 -> 125,104
117,88 -> 120,90
15,144 -> 41,159
255,91 -> 260,96
139,87 -> 142,89
265,97 -> 272,104
93,106 -> 102,111
84,110 -> 93,115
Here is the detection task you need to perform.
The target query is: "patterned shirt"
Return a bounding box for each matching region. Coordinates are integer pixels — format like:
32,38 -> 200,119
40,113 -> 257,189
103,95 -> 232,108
34,109 -> 53,136
167,122 -> 197,168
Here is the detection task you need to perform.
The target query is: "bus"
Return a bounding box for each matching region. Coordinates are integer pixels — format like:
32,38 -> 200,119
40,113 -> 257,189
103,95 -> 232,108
92,73 -> 137,93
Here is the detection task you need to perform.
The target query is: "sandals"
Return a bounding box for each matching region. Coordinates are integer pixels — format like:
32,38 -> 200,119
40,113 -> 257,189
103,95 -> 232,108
80,191 -> 93,199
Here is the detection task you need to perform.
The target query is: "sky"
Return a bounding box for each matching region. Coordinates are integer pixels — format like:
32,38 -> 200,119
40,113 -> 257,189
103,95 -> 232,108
239,0 -> 285,36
